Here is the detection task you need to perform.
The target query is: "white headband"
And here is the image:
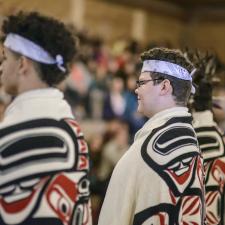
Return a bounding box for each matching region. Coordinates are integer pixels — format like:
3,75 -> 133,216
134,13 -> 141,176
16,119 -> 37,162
142,60 -> 196,93
3,33 -> 66,72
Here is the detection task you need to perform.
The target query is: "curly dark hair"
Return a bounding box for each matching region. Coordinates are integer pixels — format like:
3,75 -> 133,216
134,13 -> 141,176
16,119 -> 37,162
140,47 -> 194,106
1,11 -> 77,86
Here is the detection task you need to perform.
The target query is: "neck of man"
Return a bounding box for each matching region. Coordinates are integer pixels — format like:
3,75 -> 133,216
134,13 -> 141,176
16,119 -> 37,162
18,69 -> 49,95
147,96 -> 178,118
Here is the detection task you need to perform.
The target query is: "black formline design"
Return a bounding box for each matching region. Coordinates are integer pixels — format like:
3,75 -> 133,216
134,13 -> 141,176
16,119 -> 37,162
138,116 -> 204,224
141,116 -> 199,196
195,126 -> 225,162
0,118 -> 79,188
133,188 -> 204,225
133,203 -> 176,225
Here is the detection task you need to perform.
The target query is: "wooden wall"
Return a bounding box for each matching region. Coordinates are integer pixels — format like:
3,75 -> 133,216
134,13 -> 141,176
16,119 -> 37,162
0,0 -> 70,20
85,1 -> 133,42
0,0 -> 224,61
185,20 -> 225,61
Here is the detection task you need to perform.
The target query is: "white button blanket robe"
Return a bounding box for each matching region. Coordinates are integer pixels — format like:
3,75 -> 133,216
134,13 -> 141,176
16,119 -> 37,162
193,110 -> 225,225
0,88 -> 92,225
98,107 -> 205,225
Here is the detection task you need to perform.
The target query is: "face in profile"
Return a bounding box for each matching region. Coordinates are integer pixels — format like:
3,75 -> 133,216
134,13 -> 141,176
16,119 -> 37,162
135,72 -> 160,118
1,47 -> 20,96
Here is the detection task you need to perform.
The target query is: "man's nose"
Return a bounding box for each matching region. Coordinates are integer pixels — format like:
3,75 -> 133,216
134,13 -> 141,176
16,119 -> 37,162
134,87 -> 138,94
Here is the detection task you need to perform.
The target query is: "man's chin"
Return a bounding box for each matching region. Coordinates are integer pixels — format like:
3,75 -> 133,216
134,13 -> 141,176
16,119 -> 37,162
3,87 -> 17,97
137,107 -> 143,115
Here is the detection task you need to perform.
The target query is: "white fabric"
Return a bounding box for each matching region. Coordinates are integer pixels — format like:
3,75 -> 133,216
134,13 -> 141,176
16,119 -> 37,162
192,110 -> 225,224
98,107 -> 203,225
4,33 -> 66,72
192,110 -> 224,161
0,88 -> 93,225
213,96 -> 225,133
192,110 -> 216,128
135,107 -> 190,140
141,60 -> 196,93
0,88 -> 74,128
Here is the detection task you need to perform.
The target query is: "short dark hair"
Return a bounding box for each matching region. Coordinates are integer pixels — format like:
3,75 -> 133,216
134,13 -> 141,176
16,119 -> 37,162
1,11 -> 77,86
140,47 -> 194,106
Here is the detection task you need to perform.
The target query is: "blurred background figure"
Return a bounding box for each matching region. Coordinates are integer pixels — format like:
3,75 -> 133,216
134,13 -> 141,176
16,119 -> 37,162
187,49 -> 225,225
88,119 -> 129,224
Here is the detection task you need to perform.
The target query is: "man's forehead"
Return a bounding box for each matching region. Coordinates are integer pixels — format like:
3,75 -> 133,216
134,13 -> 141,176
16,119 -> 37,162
139,71 -> 151,79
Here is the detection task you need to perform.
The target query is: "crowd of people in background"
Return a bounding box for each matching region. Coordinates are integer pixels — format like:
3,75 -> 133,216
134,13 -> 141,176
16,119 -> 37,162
1,24 -> 225,224
58,30 -> 225,224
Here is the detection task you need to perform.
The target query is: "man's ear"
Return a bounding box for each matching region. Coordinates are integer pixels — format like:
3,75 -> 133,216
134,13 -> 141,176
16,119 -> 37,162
160,79 -> 173,96
18,56 -> 30,76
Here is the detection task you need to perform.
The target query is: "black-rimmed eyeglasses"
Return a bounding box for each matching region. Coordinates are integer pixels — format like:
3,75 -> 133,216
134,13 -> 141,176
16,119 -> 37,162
136,78 -> 163,88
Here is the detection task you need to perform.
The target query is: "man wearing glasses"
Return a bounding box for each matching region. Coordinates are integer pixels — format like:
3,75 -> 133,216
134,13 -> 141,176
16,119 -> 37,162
98,47 -> 205,225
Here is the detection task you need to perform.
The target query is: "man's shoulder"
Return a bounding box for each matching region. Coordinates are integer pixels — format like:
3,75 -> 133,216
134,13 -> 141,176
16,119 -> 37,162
146,116 -> 198,154
0,118 -> 89,187
153,123 -> 197,155
139,116 -> 200,171
195,124 -> 225,160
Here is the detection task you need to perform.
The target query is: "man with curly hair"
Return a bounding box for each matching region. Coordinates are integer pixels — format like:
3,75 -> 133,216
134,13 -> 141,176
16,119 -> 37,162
0,11 -> 92,225
98,47 -> 205,225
